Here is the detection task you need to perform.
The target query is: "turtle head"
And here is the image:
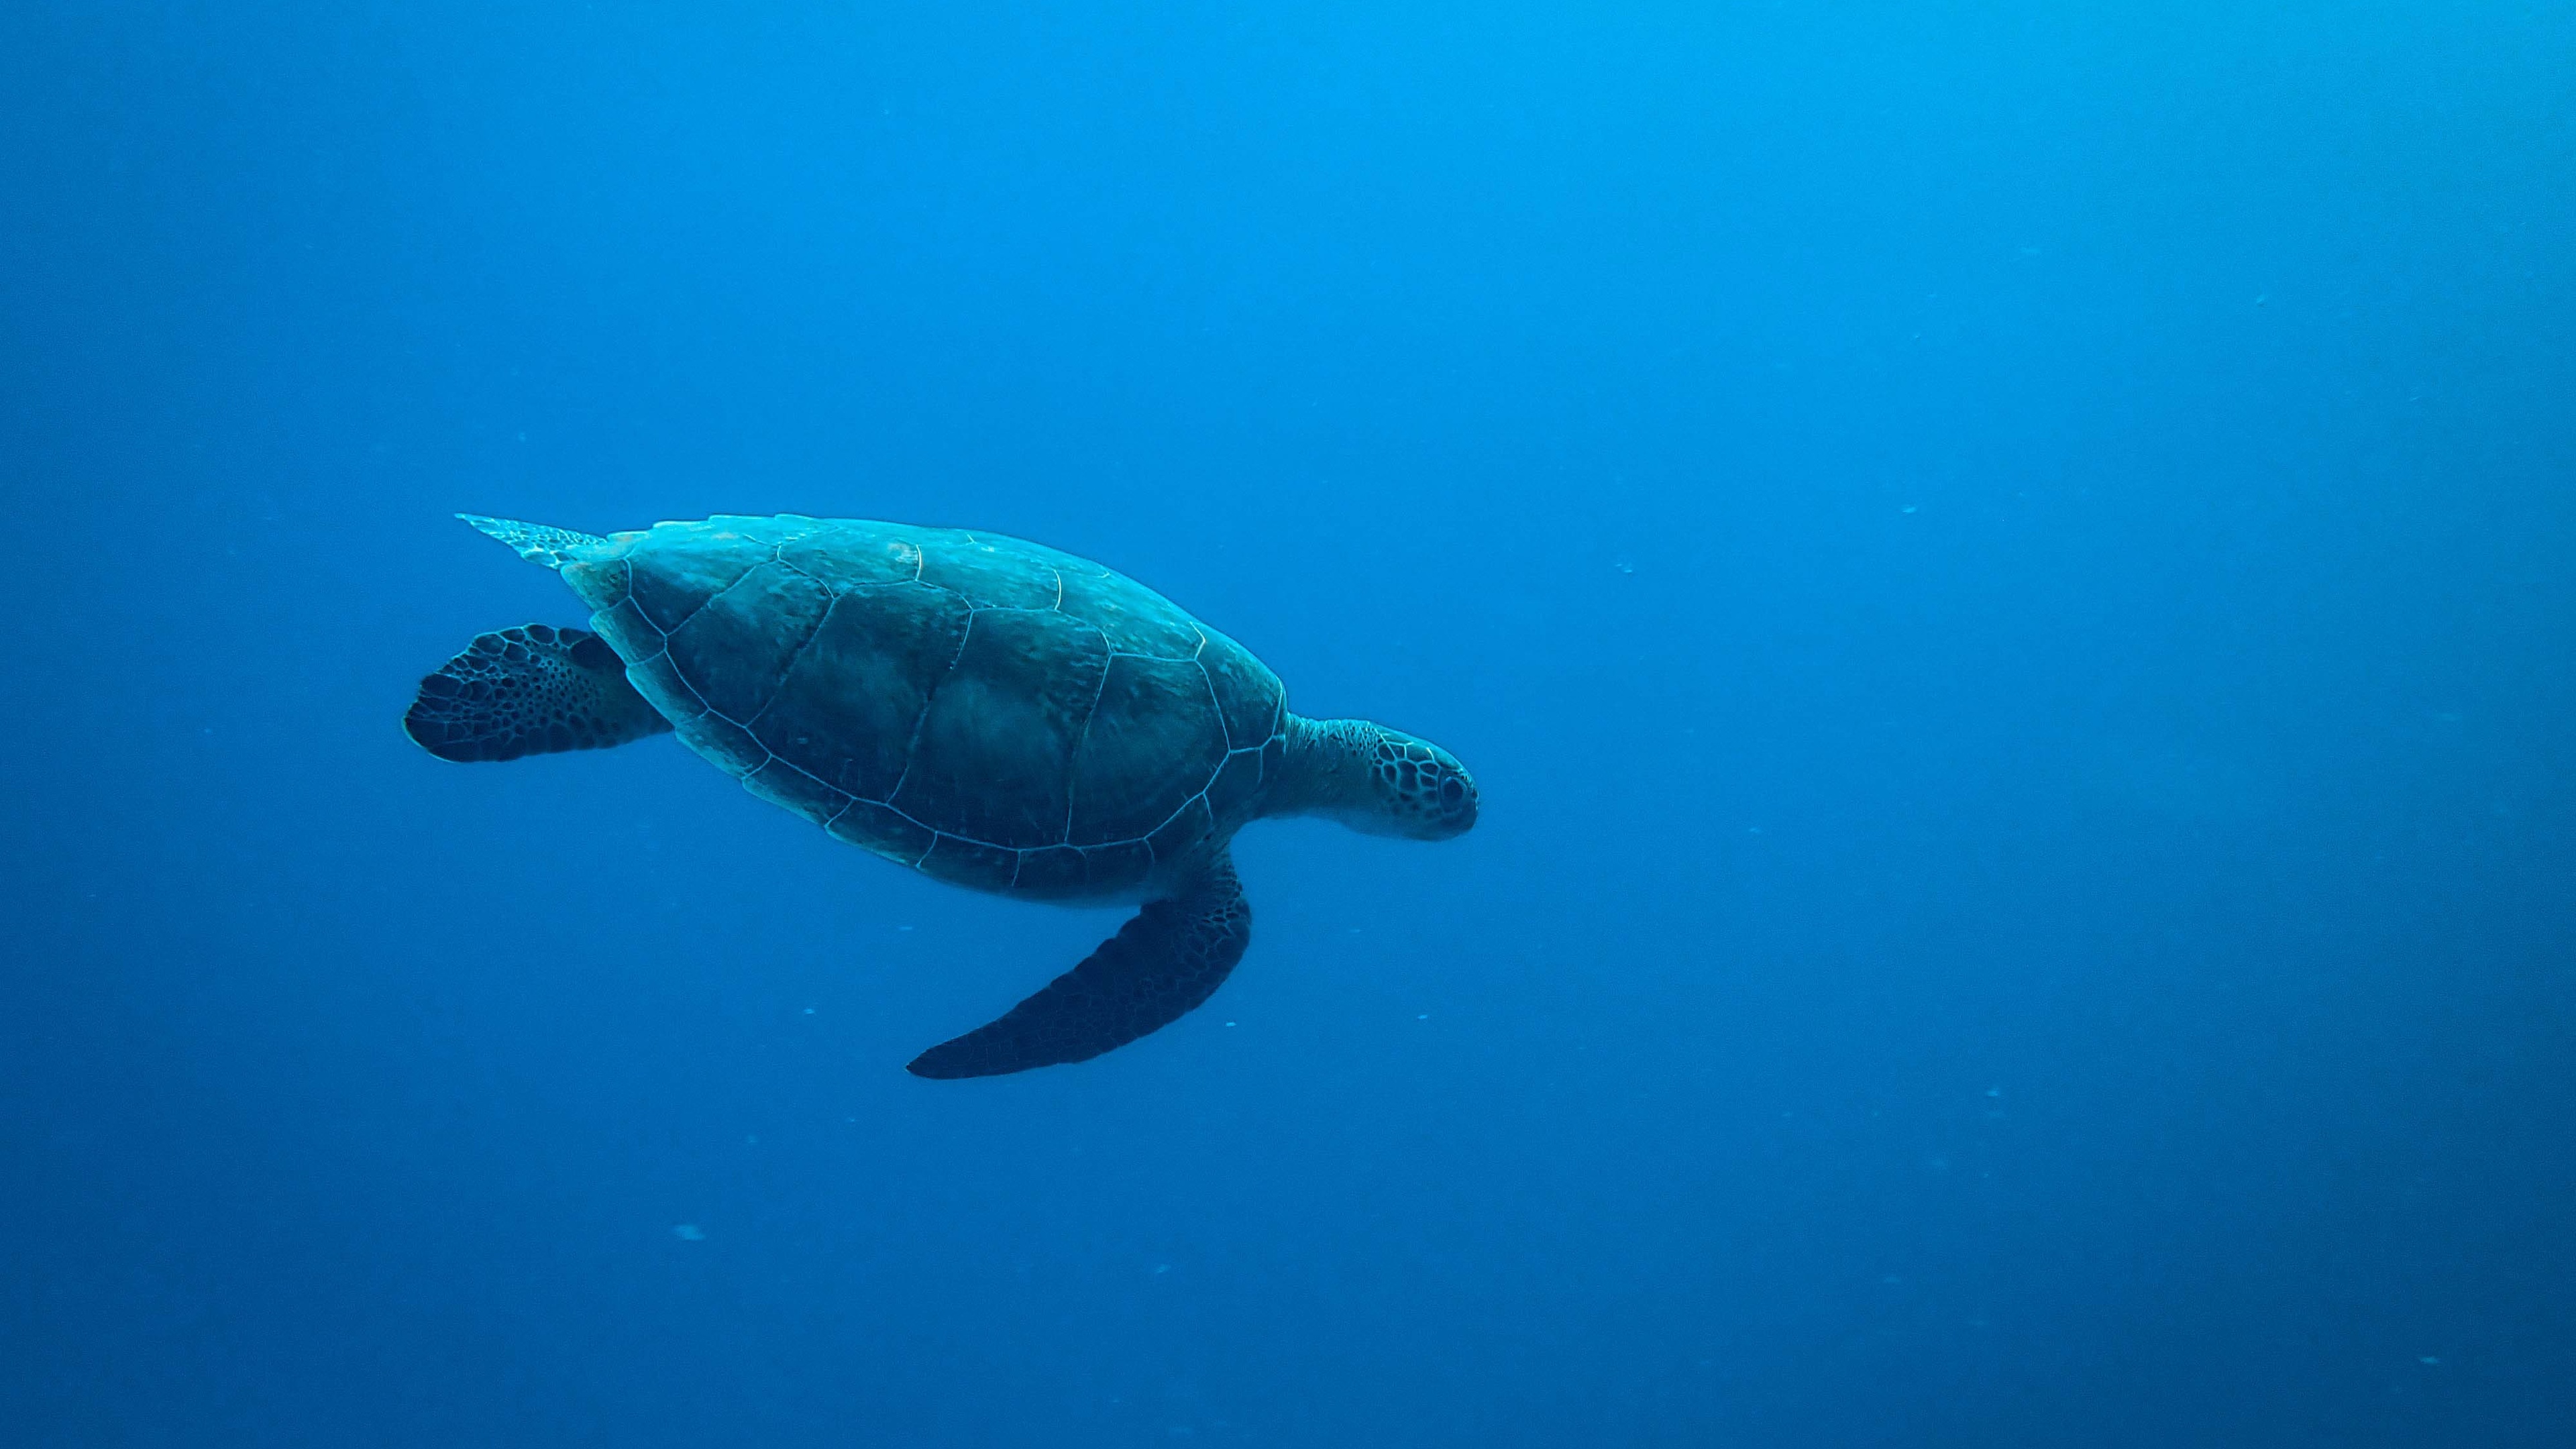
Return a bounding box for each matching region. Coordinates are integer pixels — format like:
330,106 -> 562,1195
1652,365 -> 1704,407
1277,717 -> 1477,840
1358,727 -> 1479,839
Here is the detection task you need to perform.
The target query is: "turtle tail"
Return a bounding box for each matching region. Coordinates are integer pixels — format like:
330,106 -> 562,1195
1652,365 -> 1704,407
458,514 -> 610,572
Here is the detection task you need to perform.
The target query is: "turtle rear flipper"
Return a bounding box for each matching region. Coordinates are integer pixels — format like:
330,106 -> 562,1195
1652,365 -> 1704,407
405,624 -> 674,763
908,853 -> 1251,1078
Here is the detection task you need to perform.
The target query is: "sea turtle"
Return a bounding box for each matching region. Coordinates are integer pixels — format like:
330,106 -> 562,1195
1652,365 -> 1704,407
405,513 -> 1477,1078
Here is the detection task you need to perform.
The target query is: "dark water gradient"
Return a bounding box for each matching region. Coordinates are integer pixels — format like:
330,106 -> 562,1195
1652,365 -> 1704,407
5,3 -> 2570,1444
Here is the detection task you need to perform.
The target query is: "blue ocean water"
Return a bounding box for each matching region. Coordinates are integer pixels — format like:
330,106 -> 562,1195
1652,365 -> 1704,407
5,2 -> 2571,1444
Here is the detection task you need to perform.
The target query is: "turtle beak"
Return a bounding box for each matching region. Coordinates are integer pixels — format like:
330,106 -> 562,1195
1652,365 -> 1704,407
1432,764 -> 1478,838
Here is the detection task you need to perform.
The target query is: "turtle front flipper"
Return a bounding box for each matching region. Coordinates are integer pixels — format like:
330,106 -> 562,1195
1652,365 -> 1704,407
908,853 -> 1252,1079
404,625 -> 674,763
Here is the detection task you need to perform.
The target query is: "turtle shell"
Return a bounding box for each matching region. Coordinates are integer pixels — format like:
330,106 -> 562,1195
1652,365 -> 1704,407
561,515 -> 1288,900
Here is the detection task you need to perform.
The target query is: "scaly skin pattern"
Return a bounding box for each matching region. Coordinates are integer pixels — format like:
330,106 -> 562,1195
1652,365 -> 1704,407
1272,716 -> 1479,839
906,851 -> 1256,1077
402,624 -> 673,763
